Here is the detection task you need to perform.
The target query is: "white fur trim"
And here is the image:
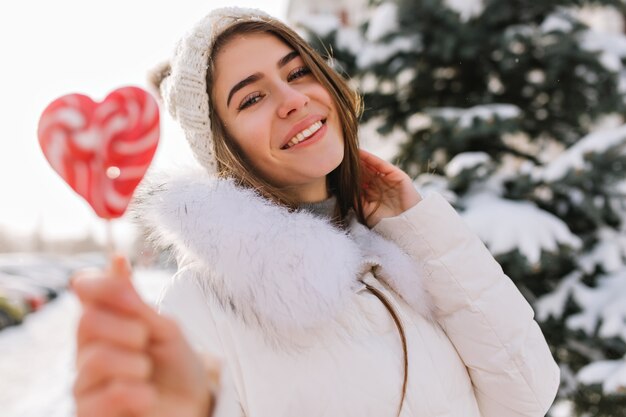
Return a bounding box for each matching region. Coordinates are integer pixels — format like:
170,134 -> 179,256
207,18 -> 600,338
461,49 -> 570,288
134,170 -> 433,340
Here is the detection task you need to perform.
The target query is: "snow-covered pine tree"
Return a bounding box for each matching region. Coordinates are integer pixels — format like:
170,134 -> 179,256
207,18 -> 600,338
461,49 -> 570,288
299,0 -> 626,415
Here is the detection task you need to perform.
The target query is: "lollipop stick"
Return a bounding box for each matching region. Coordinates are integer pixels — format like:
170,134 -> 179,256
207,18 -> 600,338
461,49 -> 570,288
105,220 -> 116,257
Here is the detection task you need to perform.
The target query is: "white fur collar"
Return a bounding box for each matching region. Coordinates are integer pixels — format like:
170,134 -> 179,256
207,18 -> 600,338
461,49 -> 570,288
134,170 -> 432,341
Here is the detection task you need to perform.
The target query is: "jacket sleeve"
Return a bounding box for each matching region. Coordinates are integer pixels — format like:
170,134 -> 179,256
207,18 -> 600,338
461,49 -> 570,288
373,193 -> 560,417
157,266 -> 244,417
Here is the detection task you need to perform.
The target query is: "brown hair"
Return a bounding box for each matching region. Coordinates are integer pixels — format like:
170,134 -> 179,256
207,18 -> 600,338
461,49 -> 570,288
205,19 -> 366,226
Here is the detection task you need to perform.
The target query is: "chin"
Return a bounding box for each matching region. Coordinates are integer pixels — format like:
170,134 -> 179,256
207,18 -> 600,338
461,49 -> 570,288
318,151 -> 344,176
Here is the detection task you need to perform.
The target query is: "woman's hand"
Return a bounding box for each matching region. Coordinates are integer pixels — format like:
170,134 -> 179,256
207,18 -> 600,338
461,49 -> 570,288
359,149 -> 422,228
71,255 -> 220,417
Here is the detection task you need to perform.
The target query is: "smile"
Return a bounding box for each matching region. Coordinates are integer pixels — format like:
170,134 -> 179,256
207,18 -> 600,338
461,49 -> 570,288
281,119 -> 326,150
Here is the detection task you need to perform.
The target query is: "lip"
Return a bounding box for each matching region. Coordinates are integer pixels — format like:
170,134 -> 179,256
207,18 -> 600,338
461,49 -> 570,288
284,122 -> 328,150
280,115 -> 326,149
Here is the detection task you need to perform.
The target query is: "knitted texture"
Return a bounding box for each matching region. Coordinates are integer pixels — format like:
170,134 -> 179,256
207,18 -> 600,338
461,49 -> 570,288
158,7 -> 274,174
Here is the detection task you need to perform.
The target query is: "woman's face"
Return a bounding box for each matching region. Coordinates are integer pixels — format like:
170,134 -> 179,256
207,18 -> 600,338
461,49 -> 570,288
212,33 -> 344,202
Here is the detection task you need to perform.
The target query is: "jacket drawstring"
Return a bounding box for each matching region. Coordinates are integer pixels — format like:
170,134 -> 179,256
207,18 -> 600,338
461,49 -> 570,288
365,283 -> 408,417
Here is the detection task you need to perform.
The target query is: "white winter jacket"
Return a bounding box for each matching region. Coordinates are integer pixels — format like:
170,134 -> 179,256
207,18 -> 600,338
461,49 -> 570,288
137,171 -> 560,417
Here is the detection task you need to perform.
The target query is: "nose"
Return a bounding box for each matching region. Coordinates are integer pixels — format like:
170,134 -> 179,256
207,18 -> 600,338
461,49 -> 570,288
276,83 -> 309,119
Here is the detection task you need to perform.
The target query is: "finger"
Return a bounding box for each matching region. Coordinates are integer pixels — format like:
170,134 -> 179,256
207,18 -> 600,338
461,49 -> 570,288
75,379 -> 156,417
107,254 -> 132,282
75,343 -> 152,396
69,254 -> 131,291
71,271 -> 147,318
77,305 -> 149,351
73,276 -> 176,343
359,149 -> 394,175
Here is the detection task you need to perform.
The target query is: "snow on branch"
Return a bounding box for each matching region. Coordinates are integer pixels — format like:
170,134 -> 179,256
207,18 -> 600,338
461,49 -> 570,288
579,30 -> 626,73
356,35 -> 421,69
461,192 -> 581,264
427,104 -> 521,129
365,3 -> 398,42
445,152 -> 491,177
567,270 -> 626,341
294,13 -> 341,38
332,24 -> 422,70
536,124 -> 626,182
579,227 -> 626,274
577,357 -> 626,394
536,272 -> 582,321
541,14 -> 574,34
443,0 -> 485,22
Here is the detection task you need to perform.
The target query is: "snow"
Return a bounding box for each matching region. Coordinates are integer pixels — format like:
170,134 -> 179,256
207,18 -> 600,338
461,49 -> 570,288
599,52 -> 623,73
537,265 -> 626,351
579,228 -> 626,274
396,68 -> 416,90
335,26 -> 363,55
536,272 -> 582,321
414,174 -> 458,203
577,5 -> 625,34
567,270 -> 626,341
461,192 -> 581,264
445,152 -> 491,177
427,104 -> 521,128
541,14 -> 574,33
526,69 -> 546,84
0,267 -> 172,417
365,3 -> 398,42
443,0 -> 485,22
356,35 -> 420,69
504,24 -> 535,39
536,124 -> 626,182
406,113 -> 432,132
550,400 -> 575,417
333,7 -> 422,70
579,30 -> 626,73
295,13 -> 341,37
406,113 -> 432,133
578,357 -> 626,394
580,30 -> 626,58
359,116 -> 409,162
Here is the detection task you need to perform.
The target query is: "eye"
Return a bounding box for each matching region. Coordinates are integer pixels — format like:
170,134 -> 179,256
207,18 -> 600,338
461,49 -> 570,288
287,66 -> 312,82
238,92 -> 264,111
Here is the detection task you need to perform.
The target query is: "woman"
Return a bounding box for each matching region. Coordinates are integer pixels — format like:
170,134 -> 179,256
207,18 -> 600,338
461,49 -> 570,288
72,7 -> 560,417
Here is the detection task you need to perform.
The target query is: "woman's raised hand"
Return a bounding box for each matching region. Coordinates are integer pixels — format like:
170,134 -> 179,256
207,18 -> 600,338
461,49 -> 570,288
72,255 -> 219,417
359,149 -> 422,228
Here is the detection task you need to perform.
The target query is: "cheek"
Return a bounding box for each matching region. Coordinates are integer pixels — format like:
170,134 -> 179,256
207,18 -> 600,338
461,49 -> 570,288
317,86 -> 334,108
228,113 -> 273,157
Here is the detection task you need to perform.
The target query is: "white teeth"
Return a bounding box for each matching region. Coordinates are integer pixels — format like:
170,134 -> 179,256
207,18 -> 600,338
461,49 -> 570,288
284,120 -> 324,149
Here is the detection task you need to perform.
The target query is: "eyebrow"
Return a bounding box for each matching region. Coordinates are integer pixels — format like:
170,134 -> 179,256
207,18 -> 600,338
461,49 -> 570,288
226,50 -> 300,108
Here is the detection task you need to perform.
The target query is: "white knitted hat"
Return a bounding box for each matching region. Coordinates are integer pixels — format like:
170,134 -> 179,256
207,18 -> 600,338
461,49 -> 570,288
155,7 -> 275,174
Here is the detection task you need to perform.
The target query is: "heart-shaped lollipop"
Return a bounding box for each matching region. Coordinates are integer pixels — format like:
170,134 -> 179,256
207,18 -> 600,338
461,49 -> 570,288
38,86 -> 160,219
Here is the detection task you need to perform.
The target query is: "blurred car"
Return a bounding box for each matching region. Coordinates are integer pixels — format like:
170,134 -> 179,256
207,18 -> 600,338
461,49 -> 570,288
0,274 -> 48,312
0,292 -> 28,330
0,252 -> 106,331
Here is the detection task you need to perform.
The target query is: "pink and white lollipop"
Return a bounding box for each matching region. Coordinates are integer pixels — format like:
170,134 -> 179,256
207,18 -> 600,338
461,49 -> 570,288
38,86 -> 160,219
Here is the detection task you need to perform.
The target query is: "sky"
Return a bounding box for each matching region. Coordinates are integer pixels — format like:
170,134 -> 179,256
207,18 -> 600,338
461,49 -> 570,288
0,0 -> 289,244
